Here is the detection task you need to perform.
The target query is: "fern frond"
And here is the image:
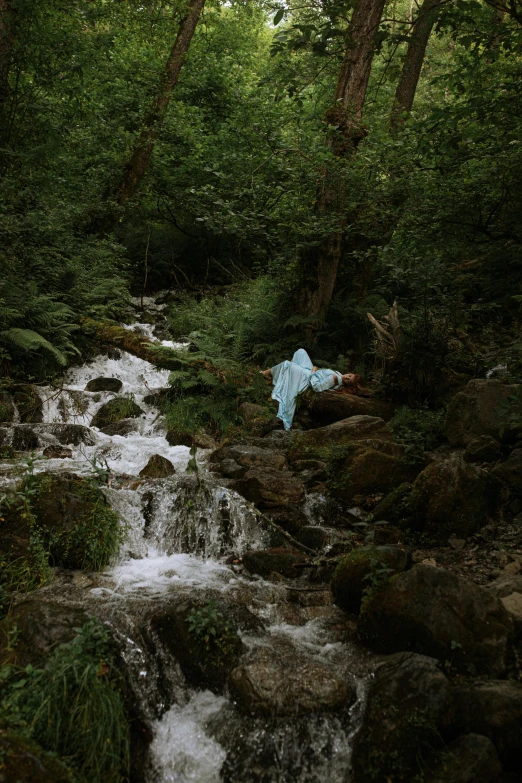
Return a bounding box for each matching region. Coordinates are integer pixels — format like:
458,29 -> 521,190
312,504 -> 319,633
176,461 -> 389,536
0,328 -> 68,366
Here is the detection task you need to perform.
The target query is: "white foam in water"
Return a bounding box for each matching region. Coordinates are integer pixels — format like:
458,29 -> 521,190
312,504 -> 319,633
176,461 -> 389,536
105,551 -> 232,595
150,691 -> 227,783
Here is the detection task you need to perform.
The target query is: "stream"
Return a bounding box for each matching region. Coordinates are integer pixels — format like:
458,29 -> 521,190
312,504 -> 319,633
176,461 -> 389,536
0,300 -> 373,782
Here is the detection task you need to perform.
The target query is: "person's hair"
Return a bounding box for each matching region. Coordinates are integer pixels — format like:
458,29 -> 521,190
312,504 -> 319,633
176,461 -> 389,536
342,373 -> 362,393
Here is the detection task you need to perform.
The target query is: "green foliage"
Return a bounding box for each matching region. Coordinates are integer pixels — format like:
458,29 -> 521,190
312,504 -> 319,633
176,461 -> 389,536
0,620 -> 130,783
361,562 -> 395,608
389,407 -> 445,463
187,601 -> 238,661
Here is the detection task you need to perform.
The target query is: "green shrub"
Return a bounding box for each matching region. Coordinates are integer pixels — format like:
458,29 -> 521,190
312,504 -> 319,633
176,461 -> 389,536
389,406 -> 445,463
0,620 -> 130,782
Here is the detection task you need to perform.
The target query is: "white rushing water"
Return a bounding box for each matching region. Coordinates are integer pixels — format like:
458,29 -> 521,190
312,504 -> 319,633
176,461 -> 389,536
2,304 -> 368,782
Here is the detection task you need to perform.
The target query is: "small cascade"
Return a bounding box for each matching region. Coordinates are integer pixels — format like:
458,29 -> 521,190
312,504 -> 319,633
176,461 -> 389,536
1,302 -> 370,782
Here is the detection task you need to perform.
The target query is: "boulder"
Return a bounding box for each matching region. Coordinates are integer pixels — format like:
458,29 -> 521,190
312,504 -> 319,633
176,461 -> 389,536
408,457 -> 503,541
371,482 -> 414,524
451,679 -> 522,769
233,467 -> 305,507
289,415 -> 387,460
12,385 -> 43,423
296,526 -> 329,551
165,428 -> 217,449
329,443 -> 420,504
300,390 -> 395,425
139,454 -> 176,478
0,599 -> 88,667
0,391 -> 16,422
32,472 -> 120,570
424,734 -> 501,783
229,644 -> 353,716
358,565 -> 514,676
463,435 -> 502,464
238,402 -> 271,425
242,548 -> 309,579
351,652 -> 452,782
91,397 -> 144,429
444,379 -> 519,446
492,449 -> 522,495
150,600 -> 247,691
487,573 -> 522,599
331,545 -> 411,613
85,376 -> 123,393
43,445 -> 73,459
99,418 -> 141,437
210,443 -> 287,472
0,733 -> 73,783
35,423 -> 95,446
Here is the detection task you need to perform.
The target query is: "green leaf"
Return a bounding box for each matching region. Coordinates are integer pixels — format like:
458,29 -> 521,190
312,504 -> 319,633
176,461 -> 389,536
273,9 -> 284,25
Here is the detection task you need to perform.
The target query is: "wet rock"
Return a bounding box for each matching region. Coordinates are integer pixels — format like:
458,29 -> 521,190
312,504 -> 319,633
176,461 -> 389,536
0,443 -> 15,458
150,599 -> 247,691
451,679 -> 522,769
444,379 -> 519,446
331,545 -> 411,613
85,376 -> 123,393
233,467 -> 305,508
296,526 -> 329,551
492,449 -> 522,496
143,388 -> 170,407
32,472 -> 120,570
107,347 -> 121,360
242,548 -> 309,578
351,652 -> 452,783
289,415 -> 387,460
229,644 -> 353,716
12,425 -> 39,451
463,435 -> 502,464
0,426 -> 9,446
99,418 -> 141,436
358,565 -> 514,676
0,732 -> 73,783
424,734 -> 501,783
91,397 -> 144,429
165,429 -> 217,449
43,445 -> 73,459
0,391 -> 16,422
139,454 -> 176,478
0,598 -> 88,667
218,458 -> 244,478
211,444 -> 287,472
372,523 -> 403,545
35,423 -> 95,446
408,457 -> 503,541
12,385 -> 43,423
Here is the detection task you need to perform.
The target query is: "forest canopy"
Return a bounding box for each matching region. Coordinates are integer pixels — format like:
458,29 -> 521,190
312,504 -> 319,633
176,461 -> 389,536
1,0 -> 521,391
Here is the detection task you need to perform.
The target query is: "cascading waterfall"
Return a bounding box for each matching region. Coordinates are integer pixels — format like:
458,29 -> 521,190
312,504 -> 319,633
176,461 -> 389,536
1,312 -> 369,782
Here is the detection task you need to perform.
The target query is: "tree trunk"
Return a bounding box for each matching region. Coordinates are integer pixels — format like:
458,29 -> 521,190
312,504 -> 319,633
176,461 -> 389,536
0,0 -> 14,111
295,0 -> 387,330
389,0 -> 442,132
117,0 -> 205,206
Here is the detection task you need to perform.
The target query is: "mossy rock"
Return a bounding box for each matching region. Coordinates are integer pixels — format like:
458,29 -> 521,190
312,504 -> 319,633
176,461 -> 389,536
242,548 -> 309,578
0,391 -> 16,423
409,457 -> 503,541
329,446 -> 421,504
12,385 -> 43,423
296,526 -> 329,552
372,482 -> 414,524
32,472 -> 121,570
0,732 -> 74,782
91,397 -> 144,429
139,454 -> 176,478
331,545 -> 411,613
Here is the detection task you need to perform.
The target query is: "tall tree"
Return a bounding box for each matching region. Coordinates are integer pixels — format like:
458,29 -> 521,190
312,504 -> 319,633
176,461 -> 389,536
389,0 -> 442,132
295,0 -> 387,331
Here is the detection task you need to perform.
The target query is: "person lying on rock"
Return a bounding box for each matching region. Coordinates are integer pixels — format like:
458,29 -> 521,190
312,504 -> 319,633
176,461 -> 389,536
260,348 -> 361,430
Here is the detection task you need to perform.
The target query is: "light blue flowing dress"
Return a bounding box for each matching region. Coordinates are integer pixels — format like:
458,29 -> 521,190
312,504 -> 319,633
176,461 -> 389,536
270,349 -> 342,430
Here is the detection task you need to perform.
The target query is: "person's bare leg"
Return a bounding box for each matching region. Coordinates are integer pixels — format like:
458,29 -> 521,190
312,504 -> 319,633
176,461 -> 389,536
260,368 -> 272,379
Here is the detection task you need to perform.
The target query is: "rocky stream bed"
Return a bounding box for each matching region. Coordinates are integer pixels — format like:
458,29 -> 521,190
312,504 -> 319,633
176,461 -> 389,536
1,297 -> 522,782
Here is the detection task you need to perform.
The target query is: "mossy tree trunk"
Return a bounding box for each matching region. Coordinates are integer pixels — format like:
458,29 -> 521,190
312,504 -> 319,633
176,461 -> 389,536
295,0 -> 387,334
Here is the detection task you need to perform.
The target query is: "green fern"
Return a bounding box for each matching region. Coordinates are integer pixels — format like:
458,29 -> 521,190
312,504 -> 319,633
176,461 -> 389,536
0,328 -> 69,367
